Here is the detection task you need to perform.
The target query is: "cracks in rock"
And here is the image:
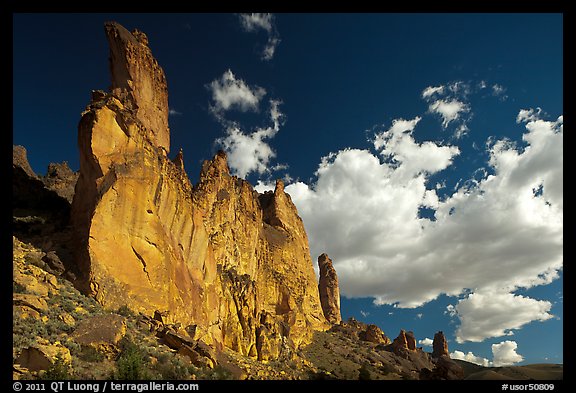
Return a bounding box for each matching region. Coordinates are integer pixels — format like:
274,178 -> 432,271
144,237 -> 158,249
131,245 -> 152,285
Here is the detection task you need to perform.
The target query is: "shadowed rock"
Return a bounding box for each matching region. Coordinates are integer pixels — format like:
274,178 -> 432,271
317,253 -> 342,324
433,330 -> 450,358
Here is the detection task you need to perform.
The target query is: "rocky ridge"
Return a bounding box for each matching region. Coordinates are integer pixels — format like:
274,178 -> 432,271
11,21 -> 509,381
70,21 -> 327,362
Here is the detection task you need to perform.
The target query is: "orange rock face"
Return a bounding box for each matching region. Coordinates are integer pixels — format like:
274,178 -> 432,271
433,331 -> 450,358
71,22 -> 328,360
317,253 -> 341,324
391,329 -> 418,354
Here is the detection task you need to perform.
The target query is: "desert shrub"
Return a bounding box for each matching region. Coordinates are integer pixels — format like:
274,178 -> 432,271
401,370 -> 416,380
116,304 -> 135,318
41,355 -> 73,380
380,362 -> 397,375
13,282 -> 28,294
114,338 -> 151,380
197,365 -> 234,380
78,346 -> 106,363
153,356 -> 194,380
358,364 -> 372,380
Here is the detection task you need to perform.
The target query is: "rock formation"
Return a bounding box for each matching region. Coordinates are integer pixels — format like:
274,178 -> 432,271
406,331 -> 417,351
359,324 -> 390,345
105,23 -> 170,152
13,145 -> 75,270
391,329 -> 418,355
317,253 -> 341,324
70,22 -> 327,361
43,162 -> 79,203
13,146 -> 38,179
433,331 -> 449,358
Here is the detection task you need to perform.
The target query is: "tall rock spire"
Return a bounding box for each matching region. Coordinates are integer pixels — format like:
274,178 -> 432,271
105,22 -> 170,153
71,21 -> 327,362
433,331 -> 450,358
318,253 -> 342,324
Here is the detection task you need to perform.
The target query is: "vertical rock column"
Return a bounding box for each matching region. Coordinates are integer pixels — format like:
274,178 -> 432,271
433,331 -> 450,358
317,253 -> 342,324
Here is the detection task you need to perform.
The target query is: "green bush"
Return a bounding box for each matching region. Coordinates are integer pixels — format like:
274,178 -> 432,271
78,346 -> 106,363
153,357 -> 194,380
13,282 -> 28,294
114,338 -> 150,380
358,364 -> 371,380
41,355 -> 73,380
116,304 -> 135,317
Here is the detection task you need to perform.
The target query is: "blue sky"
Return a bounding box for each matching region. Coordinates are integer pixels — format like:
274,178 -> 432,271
13,13 -> 563,367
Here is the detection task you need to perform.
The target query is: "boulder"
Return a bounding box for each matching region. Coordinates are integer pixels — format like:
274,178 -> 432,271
13,293 -> 48,314
15,340 -> 71,372
72,314 -> 126,354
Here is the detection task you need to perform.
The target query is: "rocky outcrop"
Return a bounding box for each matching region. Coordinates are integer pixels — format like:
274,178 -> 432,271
13,145 -> 38,179
359,324 -> 390,345
391,329 -> 418,355
43,162 -> 79,203
13,146 -> 76,276
420,356 -> 464,380
317,253 -> 341,324
70,22 -> 328,362
15,339 -> 71,372
406,331 -> 417,351
105,22 -> 170,152
433,331 -> 449,358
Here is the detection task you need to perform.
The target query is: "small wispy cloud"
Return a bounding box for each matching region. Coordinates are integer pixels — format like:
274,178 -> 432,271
418,338 -> 433,347
421,81 -> 473,138
416,313 -> 423,319
169,108 -> 182,116
492,84 -> 508,101
207,69 -> 266,114
422,85 -> 444,99
428,99 -> 470,129
239,13 -> 281,61
360,310 -> 370,318
516,107 -> 543,123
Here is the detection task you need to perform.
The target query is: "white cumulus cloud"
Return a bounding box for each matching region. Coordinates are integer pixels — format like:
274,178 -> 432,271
419,338 -> 433,347
285,109 -> 562,341
492,341 -> 524,367
450,350 -> 492,367
216,100 -> 284,178
428,99 -> 470,129
452,291 -> 553,343
450,340 -> 524,367
239,13 -> 280,61
208,69 -> 266,114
